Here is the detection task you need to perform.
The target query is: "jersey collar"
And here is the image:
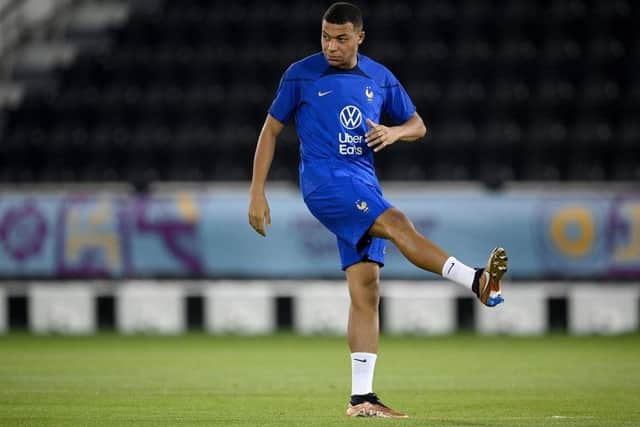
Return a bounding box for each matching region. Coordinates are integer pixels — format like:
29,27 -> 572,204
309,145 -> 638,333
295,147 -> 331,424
322,54 -> 370,78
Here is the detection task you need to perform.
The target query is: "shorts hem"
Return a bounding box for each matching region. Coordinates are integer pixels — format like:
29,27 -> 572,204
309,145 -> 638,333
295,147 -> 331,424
341,257 -> 385,271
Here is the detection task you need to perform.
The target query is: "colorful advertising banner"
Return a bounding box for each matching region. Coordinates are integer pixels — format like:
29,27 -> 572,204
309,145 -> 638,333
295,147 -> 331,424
0,188 -> 638,279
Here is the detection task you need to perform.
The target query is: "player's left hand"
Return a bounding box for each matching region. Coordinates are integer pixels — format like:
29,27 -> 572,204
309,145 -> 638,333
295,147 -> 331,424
365,119 -> 400,152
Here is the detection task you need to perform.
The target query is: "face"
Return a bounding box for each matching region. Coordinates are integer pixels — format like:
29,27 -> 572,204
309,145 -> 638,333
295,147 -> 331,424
321,20 -> 364,69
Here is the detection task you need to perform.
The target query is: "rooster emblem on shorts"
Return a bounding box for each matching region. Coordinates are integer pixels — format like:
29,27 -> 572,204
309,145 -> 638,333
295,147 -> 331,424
356,200 -> 369,213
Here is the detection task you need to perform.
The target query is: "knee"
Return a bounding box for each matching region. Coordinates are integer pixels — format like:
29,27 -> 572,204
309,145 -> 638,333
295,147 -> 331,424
385,208 -> 411,229
374,208 -> 414,240
350,277 -> 380,310
361,276 -> 380,293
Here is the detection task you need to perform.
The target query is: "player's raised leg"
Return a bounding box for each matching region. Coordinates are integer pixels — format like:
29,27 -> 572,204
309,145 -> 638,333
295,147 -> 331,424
344,262 -> 408,418
369,207 -> 508,306
369,208 -> 449,274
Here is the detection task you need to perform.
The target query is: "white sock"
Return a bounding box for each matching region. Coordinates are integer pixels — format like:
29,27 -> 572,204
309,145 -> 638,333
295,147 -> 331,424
351,352 -> 377,395
442,256 -> 475,290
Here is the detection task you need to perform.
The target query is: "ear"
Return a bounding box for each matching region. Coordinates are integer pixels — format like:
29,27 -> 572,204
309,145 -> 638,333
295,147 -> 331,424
358,30 -> 365,45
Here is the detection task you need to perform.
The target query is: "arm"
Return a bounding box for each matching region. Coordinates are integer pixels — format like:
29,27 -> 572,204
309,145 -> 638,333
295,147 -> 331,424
248,114 -> 285,237
365,112 -> 427,152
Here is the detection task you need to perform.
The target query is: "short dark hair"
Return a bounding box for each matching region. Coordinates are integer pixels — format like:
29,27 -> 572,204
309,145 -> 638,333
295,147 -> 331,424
322,2 -> 363,31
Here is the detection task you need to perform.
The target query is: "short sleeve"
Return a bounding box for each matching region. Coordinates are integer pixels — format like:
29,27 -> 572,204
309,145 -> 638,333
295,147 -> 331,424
382,73 -> 416,124
268,66 -> 300,124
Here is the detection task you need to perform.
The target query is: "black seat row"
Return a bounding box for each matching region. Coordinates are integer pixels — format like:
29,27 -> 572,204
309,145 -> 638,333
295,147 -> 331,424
1,0 -> 638,184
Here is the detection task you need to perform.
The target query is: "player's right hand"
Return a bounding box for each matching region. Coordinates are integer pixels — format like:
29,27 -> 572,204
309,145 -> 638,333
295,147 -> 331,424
248,192 -> 271,237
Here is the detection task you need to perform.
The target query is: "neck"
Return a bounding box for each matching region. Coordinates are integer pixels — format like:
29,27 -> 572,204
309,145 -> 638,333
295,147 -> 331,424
336,54 -> 358,70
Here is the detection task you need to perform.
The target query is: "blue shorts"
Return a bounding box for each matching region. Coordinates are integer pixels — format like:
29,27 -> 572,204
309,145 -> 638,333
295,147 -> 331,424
303,176 -> 393,270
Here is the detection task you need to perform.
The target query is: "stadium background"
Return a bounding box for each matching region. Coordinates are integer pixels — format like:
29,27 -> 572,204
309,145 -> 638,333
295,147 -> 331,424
1,2 -> 640,426
0,0 -> 638,335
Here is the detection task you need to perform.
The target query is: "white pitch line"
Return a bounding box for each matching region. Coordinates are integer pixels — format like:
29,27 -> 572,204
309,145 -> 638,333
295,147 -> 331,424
550,415 -> 596,419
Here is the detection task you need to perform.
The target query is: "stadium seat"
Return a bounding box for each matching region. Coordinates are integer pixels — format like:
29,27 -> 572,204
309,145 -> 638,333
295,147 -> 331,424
566,117 -> 614,180
610,117 -> 640,180
424,118 -> 476,180
521,117 -> 570,181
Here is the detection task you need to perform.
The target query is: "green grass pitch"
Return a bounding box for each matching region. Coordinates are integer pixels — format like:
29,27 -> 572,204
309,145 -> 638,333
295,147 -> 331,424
1,333 -> 639,426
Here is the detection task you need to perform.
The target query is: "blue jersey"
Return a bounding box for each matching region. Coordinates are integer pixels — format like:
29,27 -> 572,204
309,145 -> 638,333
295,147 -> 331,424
268,53 -> 416,197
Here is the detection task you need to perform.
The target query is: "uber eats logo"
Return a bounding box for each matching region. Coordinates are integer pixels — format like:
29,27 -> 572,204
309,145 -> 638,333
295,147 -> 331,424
338,105 -> 364,155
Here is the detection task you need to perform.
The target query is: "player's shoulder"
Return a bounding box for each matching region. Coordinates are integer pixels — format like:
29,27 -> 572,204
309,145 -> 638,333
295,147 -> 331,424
358,54 -> 399,87
282,52 -> 327,80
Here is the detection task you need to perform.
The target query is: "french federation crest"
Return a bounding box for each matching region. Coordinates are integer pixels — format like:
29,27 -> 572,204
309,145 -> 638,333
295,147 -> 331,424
356,200 -> 369,213
365,86 -> 374,102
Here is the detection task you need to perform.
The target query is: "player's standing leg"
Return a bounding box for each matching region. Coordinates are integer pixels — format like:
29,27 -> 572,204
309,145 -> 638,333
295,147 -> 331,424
344,261 -> 408,418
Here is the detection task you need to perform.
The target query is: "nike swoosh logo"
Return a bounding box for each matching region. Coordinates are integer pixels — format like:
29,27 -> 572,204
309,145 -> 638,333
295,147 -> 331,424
353,358 -> 367,363
447,262 -> 455,275
318,90 -> 333,96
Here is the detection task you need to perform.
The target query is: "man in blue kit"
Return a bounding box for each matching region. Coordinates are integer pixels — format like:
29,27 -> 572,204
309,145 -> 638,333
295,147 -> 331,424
248,2 -> 508,418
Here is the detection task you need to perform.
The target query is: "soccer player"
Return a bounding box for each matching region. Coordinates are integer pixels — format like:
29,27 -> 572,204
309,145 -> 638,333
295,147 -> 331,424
248,2 -> 508,419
